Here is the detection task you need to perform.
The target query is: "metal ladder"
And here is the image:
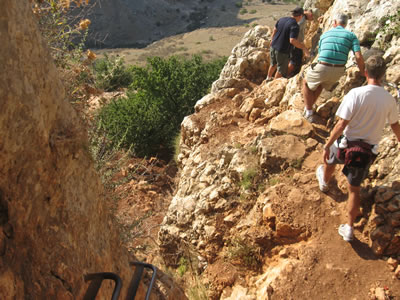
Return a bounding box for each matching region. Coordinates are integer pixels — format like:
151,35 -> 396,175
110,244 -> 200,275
83,262 -> 157,300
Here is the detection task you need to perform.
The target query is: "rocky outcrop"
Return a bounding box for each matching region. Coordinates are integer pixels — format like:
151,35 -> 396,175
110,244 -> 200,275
1,1 -> 147,299
159,0 -> 400,298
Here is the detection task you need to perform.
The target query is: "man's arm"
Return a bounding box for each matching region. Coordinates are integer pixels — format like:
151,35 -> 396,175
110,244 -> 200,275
323,118 -> 350,162
271,28 -> 277,41
289,38 -> 310,57
390,122 -> 400,142
354,51 -> 365,75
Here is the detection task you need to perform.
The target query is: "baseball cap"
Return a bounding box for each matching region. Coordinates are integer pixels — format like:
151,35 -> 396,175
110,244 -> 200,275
291,7 -> 304,17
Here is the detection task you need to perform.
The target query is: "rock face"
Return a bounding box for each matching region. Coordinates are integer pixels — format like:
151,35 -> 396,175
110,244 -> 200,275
0,1 -> 139,299
159,0 -> 400,298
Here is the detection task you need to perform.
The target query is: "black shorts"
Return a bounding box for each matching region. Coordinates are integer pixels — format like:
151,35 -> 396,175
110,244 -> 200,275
326,143 -> 372,187
289,47 -> 303,67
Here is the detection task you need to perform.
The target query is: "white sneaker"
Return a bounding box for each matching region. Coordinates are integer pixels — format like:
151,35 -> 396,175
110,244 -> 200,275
338,224 -> 353,242
316,165 -> 329,192
303,110 -> 316,123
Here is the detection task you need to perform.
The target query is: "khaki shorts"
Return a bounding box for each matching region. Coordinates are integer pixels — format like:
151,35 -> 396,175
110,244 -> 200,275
270,47 -> 289,77
305,63 -> 345,91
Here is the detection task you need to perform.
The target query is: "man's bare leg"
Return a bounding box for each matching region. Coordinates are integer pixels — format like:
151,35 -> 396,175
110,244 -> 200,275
275,71 -> 283,79
267,65 -> 277,79
303,79 -> 314,110
347,184 -> 361,227
323,162 -> 335,183
287,63 -> 295,78
313,85 -> 323,104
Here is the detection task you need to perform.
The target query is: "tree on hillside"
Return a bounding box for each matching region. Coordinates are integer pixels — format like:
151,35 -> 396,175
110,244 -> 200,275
98,55 -> 226,158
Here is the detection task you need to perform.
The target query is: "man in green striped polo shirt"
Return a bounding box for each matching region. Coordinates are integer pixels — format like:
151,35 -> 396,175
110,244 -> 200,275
302,14 -> 365,123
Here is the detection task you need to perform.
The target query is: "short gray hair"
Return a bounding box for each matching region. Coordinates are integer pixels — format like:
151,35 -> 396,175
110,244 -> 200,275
334,14 -> 348,26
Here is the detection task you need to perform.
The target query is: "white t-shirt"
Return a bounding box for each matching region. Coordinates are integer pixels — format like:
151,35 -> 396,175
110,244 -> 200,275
336,84 -> 399,145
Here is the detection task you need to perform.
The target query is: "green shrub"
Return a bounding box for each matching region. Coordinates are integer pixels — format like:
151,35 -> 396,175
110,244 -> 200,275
227,238 -> 261,269
240,8 -> 248,15
98,55 -> 226,157
98,92 -> 163,157
93,54 -> 133,91
235,2 -> 243,8
269,176 -> 280,186
240,168 -> 258,190
177,257 -> 188,276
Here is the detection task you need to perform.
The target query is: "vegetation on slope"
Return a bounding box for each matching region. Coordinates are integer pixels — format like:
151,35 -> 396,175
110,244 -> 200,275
95,55 -> 226,158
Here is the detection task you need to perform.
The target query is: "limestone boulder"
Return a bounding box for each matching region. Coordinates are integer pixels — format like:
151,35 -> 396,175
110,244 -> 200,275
368,188 -> 400,256
268,110 -> 314,138
257,135 -> 307,173
214,25 -> 271,90
327,0 -> 400,46
316,97 -> 340,119
386,64 -> 400,85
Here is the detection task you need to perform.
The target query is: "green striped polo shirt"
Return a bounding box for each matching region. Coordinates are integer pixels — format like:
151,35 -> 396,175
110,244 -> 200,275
318,26 -> 361,65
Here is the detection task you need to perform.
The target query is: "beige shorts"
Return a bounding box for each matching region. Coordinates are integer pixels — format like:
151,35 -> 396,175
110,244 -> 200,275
305,63 -> 345,91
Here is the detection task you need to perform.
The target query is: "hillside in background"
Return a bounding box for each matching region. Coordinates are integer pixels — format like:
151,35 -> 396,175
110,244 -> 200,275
85,0 -> 296,50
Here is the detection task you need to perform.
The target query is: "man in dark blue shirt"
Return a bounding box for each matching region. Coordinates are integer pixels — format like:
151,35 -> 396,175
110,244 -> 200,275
266,7 -> 310,80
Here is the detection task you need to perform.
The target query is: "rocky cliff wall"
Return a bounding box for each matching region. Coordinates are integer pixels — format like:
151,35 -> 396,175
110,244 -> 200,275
158,0 -> 400,298
0,1 -> 142,298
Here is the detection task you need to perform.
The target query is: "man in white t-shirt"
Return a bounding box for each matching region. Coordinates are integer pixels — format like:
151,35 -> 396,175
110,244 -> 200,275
316,55 -> 400,242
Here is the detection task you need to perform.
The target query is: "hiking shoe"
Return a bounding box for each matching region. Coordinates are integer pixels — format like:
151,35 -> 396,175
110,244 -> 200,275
304,113 -> 316,123
338,224 -> 353,242
302,109 -> 316,123
316,165 -> 329,192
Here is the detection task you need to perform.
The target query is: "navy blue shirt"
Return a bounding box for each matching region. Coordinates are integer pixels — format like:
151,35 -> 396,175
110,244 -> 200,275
271,17 -> 300,54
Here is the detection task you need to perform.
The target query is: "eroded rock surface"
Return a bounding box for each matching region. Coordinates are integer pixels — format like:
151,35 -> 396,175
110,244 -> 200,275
159,0 -> 400,298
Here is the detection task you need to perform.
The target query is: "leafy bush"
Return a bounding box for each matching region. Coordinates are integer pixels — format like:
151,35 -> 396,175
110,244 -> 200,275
240,168 -> 258,190
97,92 -> 163,157
93,54 -> 133,91
227,237 -> 261,269
177,257 -> 188,276
98,55 -> 227,158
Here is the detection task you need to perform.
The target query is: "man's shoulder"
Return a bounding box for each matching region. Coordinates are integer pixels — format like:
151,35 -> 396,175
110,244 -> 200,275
349,85 -> 394,99
277,17 -> 297,27
348,85 -> 372,95
325,26 -> 357,37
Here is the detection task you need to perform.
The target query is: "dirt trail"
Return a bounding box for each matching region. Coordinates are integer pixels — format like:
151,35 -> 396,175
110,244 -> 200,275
188,97 -> 400,299
109,93 -> 400,299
